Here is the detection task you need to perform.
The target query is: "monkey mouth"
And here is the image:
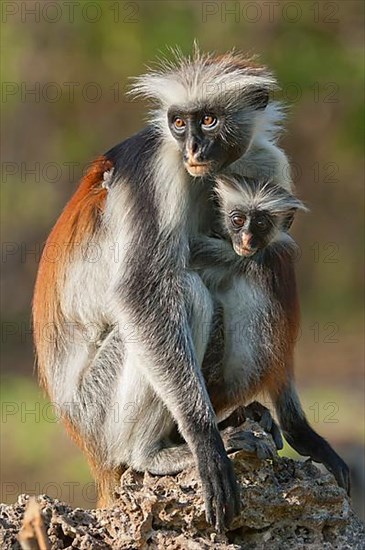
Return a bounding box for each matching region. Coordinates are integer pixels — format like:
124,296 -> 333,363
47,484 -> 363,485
234,245 -> 257,257
242,249 -> 256,257
185,162 -> 212,177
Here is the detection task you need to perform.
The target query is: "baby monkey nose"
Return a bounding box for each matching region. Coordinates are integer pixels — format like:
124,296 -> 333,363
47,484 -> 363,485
241,233 -> 252,249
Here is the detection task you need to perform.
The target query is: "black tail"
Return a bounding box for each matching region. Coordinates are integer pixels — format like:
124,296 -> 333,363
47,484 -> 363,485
274,383 -> 350,494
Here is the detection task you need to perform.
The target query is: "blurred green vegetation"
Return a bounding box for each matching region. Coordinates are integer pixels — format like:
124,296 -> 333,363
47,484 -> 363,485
1,376 -> 93,507
1,0 -> 364,514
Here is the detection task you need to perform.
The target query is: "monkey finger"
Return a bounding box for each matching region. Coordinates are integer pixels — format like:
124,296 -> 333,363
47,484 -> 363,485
229,439 -> 256,454
213,479 -> 226,533
226,432 -> 259,453
226,431 -> 275,461
345,471 -> 351,496
346,475 -> 351,496
257,410 -> 283,450
218,467 -> 240,530
341,463 -> 351,495
223,463 -> 241,527
225,431 -> 256,453
202,482 -> 215,527
258,414 -> 283,450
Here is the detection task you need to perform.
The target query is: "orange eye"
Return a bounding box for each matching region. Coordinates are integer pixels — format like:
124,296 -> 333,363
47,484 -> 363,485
174,117 -> 186,130
231,214 -> 246,228
202,115 -> 217,128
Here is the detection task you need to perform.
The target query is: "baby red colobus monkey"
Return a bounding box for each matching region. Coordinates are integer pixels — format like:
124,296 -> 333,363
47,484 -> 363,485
191,175 -> 350,494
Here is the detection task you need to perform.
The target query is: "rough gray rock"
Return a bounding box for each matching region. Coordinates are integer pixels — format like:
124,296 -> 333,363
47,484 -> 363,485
1,421 -> 364,549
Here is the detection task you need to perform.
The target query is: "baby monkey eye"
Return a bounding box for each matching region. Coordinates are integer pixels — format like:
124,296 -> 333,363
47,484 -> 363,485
230,213 -> 246,228
201,115 -> 218,128
173,117 -> 186,131
255,218 -> 269,230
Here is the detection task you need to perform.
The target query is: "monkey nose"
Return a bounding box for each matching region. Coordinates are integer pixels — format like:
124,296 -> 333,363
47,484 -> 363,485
239,233 -> 257,257
185,142 -> 203,164
241,233 -> 252,249
190,141 -> 199,155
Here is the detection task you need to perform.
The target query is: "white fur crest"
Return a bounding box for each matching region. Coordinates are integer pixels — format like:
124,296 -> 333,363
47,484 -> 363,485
215,176 -> 307,215
129,47 -> 282,128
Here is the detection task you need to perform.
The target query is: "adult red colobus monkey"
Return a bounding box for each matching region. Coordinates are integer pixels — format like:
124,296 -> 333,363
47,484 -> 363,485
33,49 -> 348,532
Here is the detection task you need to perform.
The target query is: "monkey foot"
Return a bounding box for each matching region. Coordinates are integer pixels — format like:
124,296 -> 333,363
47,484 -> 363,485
222,427 -> 274,460
244,401 -> 283,450
219,401 -> 283,451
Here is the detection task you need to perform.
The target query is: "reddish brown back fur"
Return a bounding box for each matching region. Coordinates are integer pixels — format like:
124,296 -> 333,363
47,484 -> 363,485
33,156 -> 113,394
261,247 -> 300,398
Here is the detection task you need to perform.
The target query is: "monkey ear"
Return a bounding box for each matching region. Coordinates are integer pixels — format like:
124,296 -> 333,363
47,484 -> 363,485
282,211 -> 296,231
246,87 -> 270,110
282,202 -> 308,230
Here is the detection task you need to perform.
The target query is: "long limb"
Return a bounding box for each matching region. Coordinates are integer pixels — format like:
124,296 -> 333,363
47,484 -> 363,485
69,272 -> 240,523
267,270 -> 351,491
57,326 -> 197,505
262,253 -> 350,494
111,272 -> 280,488
117,258 -> 240,531
273,382 -> 350,493
64,326 -> 200,506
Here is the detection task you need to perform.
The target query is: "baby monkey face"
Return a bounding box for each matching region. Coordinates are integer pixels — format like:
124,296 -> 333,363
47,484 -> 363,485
215,174 -> 307,258
226,209 -> 276,257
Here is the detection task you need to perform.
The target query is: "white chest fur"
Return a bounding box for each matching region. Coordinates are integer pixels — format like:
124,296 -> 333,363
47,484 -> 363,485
217,275 -> 272,392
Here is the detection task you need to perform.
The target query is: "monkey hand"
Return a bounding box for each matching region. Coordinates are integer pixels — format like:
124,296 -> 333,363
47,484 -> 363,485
195,428 -> 241,532
222,426 -> 276,460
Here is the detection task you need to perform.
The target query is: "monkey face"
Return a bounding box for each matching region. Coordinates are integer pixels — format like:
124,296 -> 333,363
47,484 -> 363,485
226,210 -> 276,257
215,174 -> 307,257
167,107 -> 250,177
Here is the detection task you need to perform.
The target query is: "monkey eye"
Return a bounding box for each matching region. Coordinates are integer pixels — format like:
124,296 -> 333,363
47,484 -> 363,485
230,213 -> 246,228
173,117 -> 186,132
255,218 -> 269,230
201,115 -> 218,129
